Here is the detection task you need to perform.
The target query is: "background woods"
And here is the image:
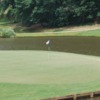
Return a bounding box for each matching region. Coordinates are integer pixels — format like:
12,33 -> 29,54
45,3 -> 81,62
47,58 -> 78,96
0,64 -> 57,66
0,0 -> 100,27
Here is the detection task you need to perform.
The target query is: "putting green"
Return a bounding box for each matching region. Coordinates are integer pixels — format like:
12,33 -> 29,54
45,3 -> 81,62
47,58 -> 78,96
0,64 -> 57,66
0,50 -> 100,85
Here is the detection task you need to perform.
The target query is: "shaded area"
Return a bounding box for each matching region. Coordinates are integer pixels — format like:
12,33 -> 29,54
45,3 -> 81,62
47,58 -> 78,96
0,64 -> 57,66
0,36 -> 100,56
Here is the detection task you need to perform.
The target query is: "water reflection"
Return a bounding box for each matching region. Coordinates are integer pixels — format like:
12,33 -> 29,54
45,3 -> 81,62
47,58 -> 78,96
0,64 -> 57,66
0,36 -> 100,56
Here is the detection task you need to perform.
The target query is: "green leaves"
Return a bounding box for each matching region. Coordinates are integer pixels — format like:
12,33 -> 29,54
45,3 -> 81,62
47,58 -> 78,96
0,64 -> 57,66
1,0 -> 100,27
0,28 -> 16,38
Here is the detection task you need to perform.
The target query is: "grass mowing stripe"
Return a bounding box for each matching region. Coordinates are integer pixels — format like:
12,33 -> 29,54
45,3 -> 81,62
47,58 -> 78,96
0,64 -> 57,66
0,82 -> 100,100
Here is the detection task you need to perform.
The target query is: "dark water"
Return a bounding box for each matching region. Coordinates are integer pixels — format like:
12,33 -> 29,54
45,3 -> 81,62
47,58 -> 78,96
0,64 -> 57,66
0,36 -> 100,56
78,96 -> 100,100
0,36 -> 100,100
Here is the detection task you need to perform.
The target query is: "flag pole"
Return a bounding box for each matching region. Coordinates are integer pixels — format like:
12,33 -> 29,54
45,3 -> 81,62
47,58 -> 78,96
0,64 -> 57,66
46,40 -> 51,60
48,45 -> 50,51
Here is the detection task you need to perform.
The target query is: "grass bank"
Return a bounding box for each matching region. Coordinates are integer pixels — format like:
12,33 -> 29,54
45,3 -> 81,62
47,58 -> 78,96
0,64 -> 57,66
0,22 -> 100,37
16,29 -> 100,37
0,83 -> 100,100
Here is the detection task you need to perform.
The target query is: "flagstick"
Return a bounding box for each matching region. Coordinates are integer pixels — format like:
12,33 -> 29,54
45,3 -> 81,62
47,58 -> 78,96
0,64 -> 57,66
48,46 -> 50,51
47,45 -> 50,60
46,39 -> 51,60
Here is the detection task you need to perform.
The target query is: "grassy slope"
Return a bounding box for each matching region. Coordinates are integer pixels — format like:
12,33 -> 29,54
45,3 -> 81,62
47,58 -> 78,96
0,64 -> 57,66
77,29 -> 100,37
0,83 -> 100,100
16,29 -> 100,37
0,21 -> 100,37
0,51 -> 100,100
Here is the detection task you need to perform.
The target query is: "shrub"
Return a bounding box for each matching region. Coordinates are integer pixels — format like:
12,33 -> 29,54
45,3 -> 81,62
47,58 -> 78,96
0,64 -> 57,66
0,28 -> 16,38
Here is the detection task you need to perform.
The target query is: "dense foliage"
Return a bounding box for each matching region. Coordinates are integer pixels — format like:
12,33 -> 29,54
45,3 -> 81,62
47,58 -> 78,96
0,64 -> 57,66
0,28 -> 16,38
0,0 -> 100,27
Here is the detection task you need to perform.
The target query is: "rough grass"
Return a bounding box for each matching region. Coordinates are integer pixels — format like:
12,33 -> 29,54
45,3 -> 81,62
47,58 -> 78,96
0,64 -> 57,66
16,29 -> 100,37
77,29 -> 100,36
0,51 -> 100,100
0,21 -> 100,37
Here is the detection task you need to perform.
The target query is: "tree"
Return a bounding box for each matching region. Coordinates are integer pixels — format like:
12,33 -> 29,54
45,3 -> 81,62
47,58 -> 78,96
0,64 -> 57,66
0,0 -> 100,27
74,0 -> 100,24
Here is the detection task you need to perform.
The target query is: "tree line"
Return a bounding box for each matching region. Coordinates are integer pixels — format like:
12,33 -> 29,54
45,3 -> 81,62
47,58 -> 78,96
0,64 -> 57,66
0,0 -> 100,27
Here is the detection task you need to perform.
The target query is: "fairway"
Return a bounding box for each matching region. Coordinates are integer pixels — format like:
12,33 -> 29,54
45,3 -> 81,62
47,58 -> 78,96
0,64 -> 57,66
0,50 -> 100,100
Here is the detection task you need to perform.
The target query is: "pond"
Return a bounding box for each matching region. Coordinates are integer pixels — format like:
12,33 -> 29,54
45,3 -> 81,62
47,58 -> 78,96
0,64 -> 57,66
0,36 -> 100,56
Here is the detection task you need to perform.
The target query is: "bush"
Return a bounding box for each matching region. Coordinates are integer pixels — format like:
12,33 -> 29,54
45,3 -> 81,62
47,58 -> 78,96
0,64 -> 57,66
0,28 -> 16,38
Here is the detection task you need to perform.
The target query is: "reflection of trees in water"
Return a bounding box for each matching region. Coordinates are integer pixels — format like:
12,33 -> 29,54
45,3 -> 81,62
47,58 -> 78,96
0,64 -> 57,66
0,37 -> 100,56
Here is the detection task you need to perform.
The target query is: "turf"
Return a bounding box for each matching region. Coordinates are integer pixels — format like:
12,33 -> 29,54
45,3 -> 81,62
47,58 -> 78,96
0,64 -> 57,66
77,29 -> 100,36
0,51 -> 100,100
16,29 -> 100,37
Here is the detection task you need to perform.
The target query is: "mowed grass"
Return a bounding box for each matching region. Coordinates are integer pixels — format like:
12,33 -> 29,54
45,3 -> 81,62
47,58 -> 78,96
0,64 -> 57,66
16,29 -> 100,37
0,51 -> 100,100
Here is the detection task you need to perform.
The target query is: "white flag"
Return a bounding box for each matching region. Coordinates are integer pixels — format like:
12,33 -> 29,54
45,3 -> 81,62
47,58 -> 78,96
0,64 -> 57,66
46,40 -> 50,45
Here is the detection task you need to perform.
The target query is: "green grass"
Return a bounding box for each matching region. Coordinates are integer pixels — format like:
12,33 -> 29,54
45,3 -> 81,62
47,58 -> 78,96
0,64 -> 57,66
0,83 -> 100,100
77,29 -> 100,37
16,32 -> 78,37
0,51 -> 100,100
16,29 -> 100,37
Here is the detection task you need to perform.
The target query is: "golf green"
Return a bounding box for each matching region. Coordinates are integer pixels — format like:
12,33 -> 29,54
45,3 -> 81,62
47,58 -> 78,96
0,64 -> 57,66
0,50 -> 100,100
0,51 -> 100,84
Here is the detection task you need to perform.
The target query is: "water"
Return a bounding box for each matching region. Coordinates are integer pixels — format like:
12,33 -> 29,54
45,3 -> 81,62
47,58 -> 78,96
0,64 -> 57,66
0,36 -> 100,100
78,96 -> 100,100
0,36 -> 100,56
